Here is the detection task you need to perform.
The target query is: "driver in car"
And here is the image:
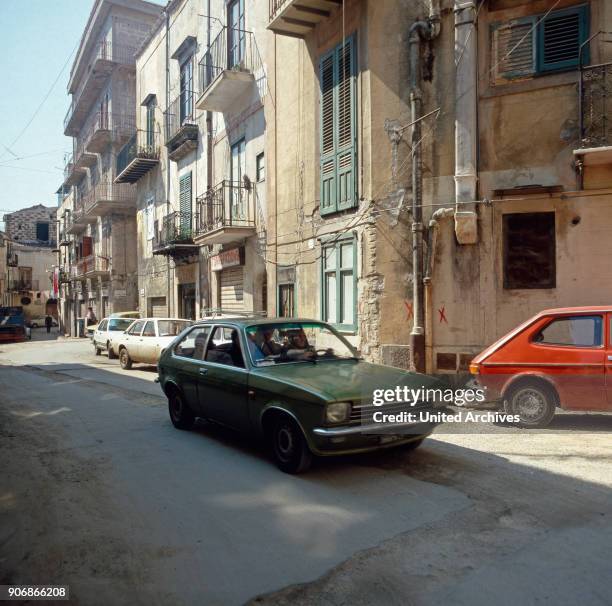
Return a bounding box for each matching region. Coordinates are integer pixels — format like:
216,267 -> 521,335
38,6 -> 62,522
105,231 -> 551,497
285,328 -> 316,360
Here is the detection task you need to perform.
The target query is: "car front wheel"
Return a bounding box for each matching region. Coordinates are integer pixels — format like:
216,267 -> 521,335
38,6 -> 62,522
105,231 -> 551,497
270,416 -> 312,474
168,389 -> 195,430
119,348 -> 133,370
107,341 -> 117,359
95,345 -> 102,356
505,382 -> 556,428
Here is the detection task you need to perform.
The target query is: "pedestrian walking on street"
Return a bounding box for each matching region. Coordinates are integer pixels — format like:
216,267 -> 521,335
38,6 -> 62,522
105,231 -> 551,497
86,307 -> 97,327
45,314 -> 53,334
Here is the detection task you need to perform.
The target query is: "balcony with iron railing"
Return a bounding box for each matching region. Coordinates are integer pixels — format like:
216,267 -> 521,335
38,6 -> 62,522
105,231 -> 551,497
115,129 -> 161,183
83,181 -> 137,218
58,228 -> 71,246
63,153 -> 87,188
152,211 -> 199,256
574,33 -> 612,177
64,41 -> 138,137
8,279 -> 39,292
196,27 -> 261,112
195,180 -> 256,245
7,249 -> 18,267
268,0 -> 340,37
66,201 -> 93,234
164,90 -> 199,161
84,112 -> 135,154
70,255 -> 110,280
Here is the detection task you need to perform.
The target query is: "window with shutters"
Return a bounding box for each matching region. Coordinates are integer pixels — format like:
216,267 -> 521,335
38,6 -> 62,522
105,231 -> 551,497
319,35 -> 357,216
492,4 -> 589,83
321,234 -> 357,331
179,172 -> 192,235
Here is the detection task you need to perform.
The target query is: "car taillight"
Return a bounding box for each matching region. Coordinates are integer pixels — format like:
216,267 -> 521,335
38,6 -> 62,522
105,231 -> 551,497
469,362 -> 480,375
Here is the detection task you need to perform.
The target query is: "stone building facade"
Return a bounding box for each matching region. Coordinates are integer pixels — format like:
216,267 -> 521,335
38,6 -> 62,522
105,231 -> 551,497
127,0 -> 268,320
266,0 -> 612,372
3,205 -> 56,246
59,0 -> 162,334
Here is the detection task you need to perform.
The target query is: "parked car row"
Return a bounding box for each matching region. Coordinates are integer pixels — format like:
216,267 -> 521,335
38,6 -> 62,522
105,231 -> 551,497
93,317 -> 193,367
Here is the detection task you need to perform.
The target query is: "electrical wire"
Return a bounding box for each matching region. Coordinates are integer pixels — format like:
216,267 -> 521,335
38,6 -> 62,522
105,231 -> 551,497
0,39 -> 80,162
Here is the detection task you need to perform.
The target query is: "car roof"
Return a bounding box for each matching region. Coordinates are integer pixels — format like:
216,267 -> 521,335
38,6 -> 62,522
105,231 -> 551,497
193,317 -> 321,328
537,305 -> 612,315
139,317 -> 192,322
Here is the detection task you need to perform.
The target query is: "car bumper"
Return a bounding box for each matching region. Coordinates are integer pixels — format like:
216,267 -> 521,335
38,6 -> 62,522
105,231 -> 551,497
309,421 -> 436,456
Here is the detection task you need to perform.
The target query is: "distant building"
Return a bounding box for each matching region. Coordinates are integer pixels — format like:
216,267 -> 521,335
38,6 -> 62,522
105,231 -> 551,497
3,204 -> 56,246
57,0 -> 162,335
2,207 -> 58,319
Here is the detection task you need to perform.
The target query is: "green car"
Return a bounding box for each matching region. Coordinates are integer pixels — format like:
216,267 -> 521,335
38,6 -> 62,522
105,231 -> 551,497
157,318 -> 442,473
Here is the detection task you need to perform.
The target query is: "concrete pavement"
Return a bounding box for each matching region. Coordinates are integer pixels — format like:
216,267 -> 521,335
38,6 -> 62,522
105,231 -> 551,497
1,336 -> 611,605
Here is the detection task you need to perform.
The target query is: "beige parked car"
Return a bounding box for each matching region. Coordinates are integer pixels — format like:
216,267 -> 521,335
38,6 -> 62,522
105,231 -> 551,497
110,318 -> 193,369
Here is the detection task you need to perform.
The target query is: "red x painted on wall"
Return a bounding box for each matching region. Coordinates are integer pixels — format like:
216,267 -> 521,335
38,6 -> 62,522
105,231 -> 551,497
404,300 -> 413,321
438,306 -> 448,324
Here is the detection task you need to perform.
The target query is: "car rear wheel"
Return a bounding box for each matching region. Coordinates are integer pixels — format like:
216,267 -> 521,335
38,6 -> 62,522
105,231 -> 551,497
107,341 -> 117,359
168,389 -> 195,430
270,416 -> 312,474
119,348 -> 133,370
505,382 -> 556,428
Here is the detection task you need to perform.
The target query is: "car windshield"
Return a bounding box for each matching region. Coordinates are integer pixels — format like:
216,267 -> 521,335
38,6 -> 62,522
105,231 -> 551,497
158,320 -> 192,336
108,318 -> 134,331
245,321 -> 358,365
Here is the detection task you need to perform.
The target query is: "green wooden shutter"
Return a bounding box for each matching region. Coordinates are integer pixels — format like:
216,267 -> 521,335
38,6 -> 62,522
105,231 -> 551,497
320,35 -> 357,216
179,172 -> 192,235
537,5 -> 589,73
335,37 -> 357,211
320,50 -> 336,215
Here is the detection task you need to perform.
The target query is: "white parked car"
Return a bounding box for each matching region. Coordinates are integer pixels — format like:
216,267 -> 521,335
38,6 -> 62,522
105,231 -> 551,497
110,318 -> 193,369
93,316 -> 138,358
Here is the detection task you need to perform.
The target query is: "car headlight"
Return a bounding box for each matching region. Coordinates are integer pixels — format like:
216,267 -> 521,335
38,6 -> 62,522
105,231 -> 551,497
326,402 -> 350,423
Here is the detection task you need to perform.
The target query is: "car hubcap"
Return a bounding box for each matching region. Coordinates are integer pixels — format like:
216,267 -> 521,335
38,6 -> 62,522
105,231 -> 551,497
515,389 -> 546,421
276,426 -> 294,460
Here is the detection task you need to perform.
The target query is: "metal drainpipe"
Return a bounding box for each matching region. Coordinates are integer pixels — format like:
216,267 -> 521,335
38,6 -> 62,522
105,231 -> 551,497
165,6 -> 171,317
424,207 -> 454,373
204,0 -> 213,313
408,3 -> 440,373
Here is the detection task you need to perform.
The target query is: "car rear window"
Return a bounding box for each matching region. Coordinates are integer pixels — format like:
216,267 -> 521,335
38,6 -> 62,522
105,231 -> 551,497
535,316 -> 603,347
108,318 -> 134,331
158,320 -> 192,336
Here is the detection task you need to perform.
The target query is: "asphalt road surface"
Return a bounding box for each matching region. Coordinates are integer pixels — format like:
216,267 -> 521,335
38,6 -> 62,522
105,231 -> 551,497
1,332 -> 611,605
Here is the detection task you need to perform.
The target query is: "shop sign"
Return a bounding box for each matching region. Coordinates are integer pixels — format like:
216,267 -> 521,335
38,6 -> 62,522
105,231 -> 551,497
210,247 -> 244,272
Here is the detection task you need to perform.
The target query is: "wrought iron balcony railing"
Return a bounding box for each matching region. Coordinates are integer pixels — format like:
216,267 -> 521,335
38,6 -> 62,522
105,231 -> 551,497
268,0 -> 336,37
115,129 -> 160,182
64,41 -> 137,135
84,112 -> 135,153
198,27 -> 261,93
73,255 -> 109,278
580,61 -> 612,148
164,90 -> 199,147
196,180 -> 255,236
8,279 -> 39,292
83,181 -> 137,216
153,211 -> 199,254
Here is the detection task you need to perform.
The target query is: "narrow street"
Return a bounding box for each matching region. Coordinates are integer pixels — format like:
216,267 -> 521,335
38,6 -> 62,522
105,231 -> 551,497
1,332 -> 611,605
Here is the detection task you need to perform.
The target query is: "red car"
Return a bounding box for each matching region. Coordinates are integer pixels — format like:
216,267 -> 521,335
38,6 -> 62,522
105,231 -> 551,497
470,306 -> 611,428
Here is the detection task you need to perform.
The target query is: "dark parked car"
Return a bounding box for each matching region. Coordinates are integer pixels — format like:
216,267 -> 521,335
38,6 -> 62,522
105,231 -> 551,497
158,318 -> 442,473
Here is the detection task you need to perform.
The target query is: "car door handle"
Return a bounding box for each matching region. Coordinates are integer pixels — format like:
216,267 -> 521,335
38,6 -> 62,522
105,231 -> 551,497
199,368 -> 208,375
608,355 -> 612,361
